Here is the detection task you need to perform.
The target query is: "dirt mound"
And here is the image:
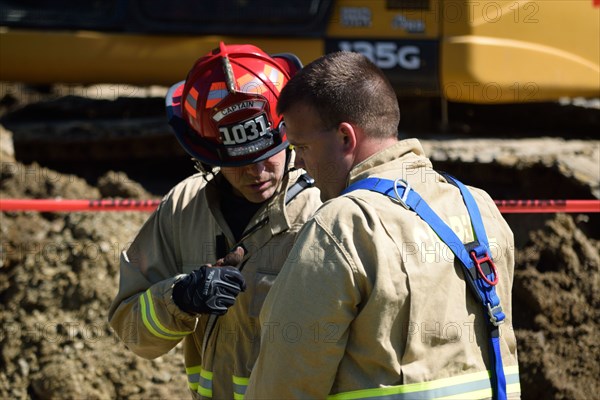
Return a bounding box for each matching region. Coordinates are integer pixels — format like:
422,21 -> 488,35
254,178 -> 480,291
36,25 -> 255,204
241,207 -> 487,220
514,214 -> 599,400
1,156 -> 599,399
0,162 -> 189,399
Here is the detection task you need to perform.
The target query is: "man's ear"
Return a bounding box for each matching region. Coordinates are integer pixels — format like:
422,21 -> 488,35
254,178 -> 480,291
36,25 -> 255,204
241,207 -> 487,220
338,122 -> 357,154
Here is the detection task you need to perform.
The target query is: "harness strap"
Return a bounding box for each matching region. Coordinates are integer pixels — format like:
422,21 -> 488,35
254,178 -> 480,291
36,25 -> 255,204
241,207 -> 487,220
342,176 -> 507,400
285,173 -> 315,205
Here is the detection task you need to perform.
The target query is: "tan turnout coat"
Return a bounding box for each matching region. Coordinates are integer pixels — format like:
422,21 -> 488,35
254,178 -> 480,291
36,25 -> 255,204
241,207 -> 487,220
108,168 -> 321,399
246,139 -> 520,399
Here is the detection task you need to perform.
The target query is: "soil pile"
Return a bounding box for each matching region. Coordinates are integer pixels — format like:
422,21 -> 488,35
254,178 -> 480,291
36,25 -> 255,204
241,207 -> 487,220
1,147 -> 599,399
0,160 -> 189,399
513,214 -> 599,399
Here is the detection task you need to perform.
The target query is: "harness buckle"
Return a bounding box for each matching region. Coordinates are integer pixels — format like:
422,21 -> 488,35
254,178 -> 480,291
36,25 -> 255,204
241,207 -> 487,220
487,302 -> 505,327
393,178 -> 411,210
469,249 -> 499,286
299,173 -> 315,186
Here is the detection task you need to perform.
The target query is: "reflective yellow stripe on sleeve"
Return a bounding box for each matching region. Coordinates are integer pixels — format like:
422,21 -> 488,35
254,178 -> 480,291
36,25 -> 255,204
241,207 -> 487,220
186,366 -> 213,397
328,365 -> 520,400
233,375 -> 249,400
140,289 -> 194,340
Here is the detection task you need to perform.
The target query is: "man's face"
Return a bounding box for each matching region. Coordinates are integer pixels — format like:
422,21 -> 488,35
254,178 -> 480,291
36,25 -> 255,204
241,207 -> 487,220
220,150 -> 287,203
283,103 -> 351,201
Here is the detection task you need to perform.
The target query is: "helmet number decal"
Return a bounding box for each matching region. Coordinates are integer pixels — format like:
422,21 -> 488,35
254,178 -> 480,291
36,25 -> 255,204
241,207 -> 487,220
220,114 -> 269,145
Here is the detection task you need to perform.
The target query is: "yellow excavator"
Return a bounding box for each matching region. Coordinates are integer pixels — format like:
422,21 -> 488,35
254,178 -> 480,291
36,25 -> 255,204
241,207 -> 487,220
1,0 -> 598,103
0,1 -> 598,166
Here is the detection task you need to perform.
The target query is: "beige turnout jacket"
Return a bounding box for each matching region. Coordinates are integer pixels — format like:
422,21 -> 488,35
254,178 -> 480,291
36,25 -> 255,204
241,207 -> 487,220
246,139 -> 520,399
108,168 -> 321,399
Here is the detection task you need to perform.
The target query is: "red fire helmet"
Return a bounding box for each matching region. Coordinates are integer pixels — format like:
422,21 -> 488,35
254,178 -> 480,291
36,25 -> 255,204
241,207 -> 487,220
166,42 -> 302,167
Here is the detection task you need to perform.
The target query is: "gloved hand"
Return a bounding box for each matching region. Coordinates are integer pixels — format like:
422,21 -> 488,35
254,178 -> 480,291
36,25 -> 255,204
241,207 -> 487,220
173,247 -> 246,315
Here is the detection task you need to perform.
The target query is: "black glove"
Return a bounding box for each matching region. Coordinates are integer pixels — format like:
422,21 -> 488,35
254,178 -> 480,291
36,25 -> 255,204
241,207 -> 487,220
172,247 -> 247,316
173,265 -> 246,315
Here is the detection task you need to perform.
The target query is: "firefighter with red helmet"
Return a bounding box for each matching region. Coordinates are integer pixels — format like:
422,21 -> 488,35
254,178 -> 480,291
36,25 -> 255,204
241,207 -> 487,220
108,43 -> 321,399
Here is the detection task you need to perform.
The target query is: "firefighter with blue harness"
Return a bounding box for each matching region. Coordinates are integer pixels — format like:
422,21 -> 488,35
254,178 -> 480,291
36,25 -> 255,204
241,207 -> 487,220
246,51 -> 521,399
343,175 -> 509,399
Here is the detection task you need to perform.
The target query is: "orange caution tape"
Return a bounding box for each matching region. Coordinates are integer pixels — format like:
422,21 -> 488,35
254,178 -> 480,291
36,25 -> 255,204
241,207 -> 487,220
0,199 -> 161,212
494,199 -> 600,213
0,198 -> 599,213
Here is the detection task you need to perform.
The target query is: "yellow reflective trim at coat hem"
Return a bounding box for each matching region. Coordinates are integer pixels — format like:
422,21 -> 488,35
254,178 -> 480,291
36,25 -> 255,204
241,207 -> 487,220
233,375 -> 249,400
327,365 -> 520,400
187,367 -> 213,397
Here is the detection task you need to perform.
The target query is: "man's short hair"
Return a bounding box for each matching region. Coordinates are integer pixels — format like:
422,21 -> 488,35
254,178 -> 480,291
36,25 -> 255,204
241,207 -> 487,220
277,51 -> 400,138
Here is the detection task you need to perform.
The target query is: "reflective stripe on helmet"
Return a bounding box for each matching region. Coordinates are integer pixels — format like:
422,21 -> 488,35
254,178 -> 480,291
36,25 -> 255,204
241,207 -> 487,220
263,64 -> 284,93
205,82 -> 228,109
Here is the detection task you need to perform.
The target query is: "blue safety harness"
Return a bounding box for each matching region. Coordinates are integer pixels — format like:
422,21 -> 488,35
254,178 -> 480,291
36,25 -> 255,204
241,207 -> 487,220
342,174 -> 507,400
